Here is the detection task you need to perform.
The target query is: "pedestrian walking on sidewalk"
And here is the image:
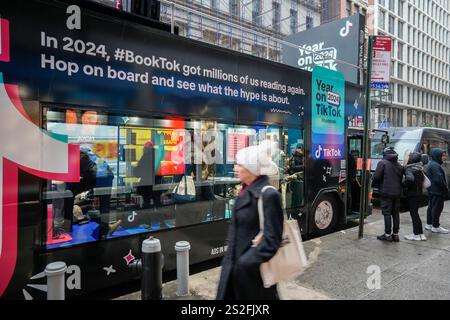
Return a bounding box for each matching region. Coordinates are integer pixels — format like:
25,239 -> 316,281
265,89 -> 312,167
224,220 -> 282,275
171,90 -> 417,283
216,141 -> 283,300
403,152 -> 427,241
425,148 -> 449,234
372,147 -> 404,242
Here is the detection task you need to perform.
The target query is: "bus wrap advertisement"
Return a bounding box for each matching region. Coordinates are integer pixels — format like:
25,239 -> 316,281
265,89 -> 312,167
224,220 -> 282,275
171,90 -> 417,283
312,66 -> 345,160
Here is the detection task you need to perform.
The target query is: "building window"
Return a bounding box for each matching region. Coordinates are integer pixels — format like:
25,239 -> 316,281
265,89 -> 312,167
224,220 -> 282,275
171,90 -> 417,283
379,10 -> 386,30
398,63 -> 403,79
346,0 -> 352,17
389,0 -> 395,12
290,9 -> 298,34
398,84 -> 404,103
306,16 -> 313,29
272,2 -> 281,33
398,0 -> 404,17
398,21 -> 403,39
389,15 -> 395,34
398,43 -> 403,61
252,0 -> 262,27
229,0 -> 240,18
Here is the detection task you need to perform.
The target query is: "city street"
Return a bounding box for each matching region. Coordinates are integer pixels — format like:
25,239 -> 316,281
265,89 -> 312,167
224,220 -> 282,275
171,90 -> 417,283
115,203 -> 450,300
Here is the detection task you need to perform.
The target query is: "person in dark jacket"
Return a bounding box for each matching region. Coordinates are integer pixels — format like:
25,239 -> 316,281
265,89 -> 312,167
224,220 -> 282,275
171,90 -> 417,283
372,147 -> 404,242
216,141 -> 283,300
63,147 -> 97,232
403,152 -> 427,241
134,141 -> 155,208
425,148 -> 449,234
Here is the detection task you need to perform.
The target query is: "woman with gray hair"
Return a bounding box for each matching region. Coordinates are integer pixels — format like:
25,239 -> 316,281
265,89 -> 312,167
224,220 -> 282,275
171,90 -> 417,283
216,141 -> 283,300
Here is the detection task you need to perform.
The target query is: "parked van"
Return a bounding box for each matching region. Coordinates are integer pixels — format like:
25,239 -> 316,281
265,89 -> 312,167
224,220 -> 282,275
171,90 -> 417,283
371,127 -> 450,207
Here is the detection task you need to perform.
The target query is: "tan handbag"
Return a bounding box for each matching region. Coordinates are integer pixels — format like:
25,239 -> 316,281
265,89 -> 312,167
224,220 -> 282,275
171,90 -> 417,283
252,186 -> 309,288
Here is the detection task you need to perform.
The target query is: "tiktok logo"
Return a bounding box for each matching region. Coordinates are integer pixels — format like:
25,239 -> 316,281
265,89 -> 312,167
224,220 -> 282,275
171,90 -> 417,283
340,20 -> 353,38
315,145 -> 323,159
0,18 -> 80,298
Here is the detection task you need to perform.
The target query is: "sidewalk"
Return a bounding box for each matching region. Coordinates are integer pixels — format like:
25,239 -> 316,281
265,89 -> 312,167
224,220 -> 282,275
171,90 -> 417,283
116,202 -> 450,300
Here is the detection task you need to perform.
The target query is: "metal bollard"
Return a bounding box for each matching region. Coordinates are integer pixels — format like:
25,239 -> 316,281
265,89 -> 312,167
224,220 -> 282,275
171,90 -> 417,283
45,261 -> 67,300
141,237 -> 163,300
175,241 -> 191,296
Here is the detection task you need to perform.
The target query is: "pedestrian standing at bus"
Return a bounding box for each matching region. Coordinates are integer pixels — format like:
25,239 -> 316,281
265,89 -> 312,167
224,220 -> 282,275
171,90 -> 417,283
425,148 -> 449,234
372,147 -> 404,242
403,152 -> 427,241
216,141 -> 283,300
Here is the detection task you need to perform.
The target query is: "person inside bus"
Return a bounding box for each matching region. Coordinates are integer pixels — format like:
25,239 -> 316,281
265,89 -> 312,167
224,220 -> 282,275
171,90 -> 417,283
372,147 -> 404,242
134,141 -> 156,209
216,140 -> 283,300
403,152 -> 427,241
425,148 -> 449,234
63,147 -> 98,232
287,144 -> 304,174
285,144 -> 304,207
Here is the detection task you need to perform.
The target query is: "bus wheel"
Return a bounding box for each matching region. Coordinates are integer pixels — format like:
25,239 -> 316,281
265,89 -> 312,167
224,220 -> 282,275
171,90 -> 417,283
312,194 -> 339,236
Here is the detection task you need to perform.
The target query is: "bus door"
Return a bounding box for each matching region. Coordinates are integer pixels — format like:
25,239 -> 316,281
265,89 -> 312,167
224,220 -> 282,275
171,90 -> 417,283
347,134 -> 363,216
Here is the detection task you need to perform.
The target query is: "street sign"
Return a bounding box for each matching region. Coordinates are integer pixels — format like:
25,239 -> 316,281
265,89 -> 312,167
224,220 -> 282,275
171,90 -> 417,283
370,36 -> 392,90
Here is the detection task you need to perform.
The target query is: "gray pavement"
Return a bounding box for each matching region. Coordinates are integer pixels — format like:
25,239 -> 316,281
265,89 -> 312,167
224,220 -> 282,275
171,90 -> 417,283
116,202 -> 450,300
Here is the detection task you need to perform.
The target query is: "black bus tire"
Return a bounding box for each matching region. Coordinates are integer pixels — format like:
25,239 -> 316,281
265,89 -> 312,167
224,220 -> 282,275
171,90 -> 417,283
311,194 -> 339,236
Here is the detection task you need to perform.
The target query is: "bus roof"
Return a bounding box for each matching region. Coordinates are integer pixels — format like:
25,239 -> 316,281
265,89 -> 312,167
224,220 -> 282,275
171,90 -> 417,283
373,127 -> 450,140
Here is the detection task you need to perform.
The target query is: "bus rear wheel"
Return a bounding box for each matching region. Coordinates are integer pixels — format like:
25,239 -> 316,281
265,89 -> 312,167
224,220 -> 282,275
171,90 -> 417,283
312,194 -> 339,236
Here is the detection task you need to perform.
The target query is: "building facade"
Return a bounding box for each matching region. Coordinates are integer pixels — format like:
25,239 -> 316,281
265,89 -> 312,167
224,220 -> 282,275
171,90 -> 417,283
323,0 -> 450,129
93,0 -> 322,63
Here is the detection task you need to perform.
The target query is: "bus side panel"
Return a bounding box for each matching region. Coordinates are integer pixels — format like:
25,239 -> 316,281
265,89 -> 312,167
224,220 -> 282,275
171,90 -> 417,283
7,215 -> 229,299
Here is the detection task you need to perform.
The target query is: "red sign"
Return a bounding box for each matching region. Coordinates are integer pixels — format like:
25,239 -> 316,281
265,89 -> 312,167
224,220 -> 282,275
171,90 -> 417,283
370,36 -> 392,89
227,133 -> 249,163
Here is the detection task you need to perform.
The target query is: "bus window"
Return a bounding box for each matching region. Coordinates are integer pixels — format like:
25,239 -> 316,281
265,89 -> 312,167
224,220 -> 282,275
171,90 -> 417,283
371,139 -> 418,161
420,139 -> 448,157
281,128 -> 304,209
44,107 -> 294,248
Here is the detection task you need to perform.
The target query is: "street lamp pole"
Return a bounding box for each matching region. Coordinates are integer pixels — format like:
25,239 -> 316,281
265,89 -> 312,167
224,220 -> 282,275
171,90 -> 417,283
358,35 -> 374,239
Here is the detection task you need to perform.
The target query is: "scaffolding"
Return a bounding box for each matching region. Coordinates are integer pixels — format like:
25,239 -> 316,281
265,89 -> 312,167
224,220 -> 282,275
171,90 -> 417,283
158,0 -> 323,62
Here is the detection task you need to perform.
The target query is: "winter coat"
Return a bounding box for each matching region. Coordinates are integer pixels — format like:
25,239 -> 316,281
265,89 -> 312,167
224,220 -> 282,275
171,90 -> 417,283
372,149 -> 404,198
287,152 -> 303,174
134,146 -> 155,186
79,151 -> 97,190
426,148 -> 448,196
216,175 -> 283,300
403,152 -> 425,197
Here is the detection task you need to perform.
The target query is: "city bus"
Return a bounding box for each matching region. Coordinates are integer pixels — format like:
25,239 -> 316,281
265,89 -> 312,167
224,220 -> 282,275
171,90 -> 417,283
0,0 -> 366,299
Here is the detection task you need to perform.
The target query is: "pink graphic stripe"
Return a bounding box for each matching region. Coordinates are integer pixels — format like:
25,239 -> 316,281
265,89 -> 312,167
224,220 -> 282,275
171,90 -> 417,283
17,143 -> 80,182
0,19 -> 10,63
0,160 -> 19,296
5,84 -> 32,122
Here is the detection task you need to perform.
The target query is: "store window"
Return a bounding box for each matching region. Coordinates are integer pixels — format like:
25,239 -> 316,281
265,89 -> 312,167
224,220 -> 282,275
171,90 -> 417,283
43,108 -> 303,248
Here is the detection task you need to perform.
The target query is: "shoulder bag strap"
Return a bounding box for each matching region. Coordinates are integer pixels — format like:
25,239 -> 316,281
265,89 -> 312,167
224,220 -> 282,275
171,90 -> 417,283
257,185 -> 278,232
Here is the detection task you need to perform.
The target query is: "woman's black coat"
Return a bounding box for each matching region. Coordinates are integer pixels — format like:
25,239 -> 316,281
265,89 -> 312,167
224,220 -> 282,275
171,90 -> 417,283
216,175 -> 284,300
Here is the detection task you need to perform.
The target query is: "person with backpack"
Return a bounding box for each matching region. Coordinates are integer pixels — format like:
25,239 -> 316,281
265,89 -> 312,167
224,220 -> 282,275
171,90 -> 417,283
403,152 -> 427,241
372,147 -> 404,242
216,141 -> 283,300
425,148 -> 449,234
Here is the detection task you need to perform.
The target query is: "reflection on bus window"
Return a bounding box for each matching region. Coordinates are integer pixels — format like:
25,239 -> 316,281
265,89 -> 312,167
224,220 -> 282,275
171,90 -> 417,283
43,108 -> 296,249
371,139 -> 418,161
280,128 -> 305,209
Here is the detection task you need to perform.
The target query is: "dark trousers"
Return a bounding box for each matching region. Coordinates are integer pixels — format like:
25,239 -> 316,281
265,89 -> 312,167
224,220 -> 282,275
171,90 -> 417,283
381,197 -> 400,235
136,185 -> 154,207
427,195 -> 444,228
408,196 -> 423,235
